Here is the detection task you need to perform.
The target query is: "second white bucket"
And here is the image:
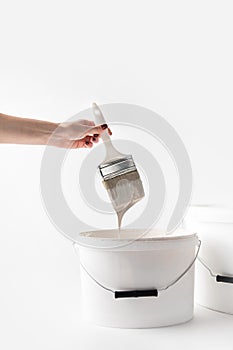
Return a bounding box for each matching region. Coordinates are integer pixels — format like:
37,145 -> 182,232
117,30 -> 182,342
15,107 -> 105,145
75,228 -> 199,328
185,206 -> 233,315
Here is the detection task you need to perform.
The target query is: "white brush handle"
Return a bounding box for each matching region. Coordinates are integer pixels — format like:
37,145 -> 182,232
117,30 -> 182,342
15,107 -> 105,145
92,103 -> 124,162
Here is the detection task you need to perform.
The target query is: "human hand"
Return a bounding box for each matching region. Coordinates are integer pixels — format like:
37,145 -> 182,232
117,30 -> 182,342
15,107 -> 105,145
49,119 -> 112,149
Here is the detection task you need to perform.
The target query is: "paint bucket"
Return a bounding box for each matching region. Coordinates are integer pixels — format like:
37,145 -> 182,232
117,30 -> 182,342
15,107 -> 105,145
185,206 -> 233,315
74,228 -> 200,328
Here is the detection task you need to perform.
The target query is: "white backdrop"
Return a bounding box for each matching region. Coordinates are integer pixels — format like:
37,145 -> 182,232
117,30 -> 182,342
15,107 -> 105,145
0,1 -> 233,349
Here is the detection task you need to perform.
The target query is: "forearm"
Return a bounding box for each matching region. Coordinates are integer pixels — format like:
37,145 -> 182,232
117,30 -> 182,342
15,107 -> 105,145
0,113 -> 58,145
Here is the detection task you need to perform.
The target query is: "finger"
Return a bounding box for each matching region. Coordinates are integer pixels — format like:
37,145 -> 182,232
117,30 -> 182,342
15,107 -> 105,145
70,139 -> 85,148
70,140 -> 83,148
84,140 -> 93,148
71,135 -> 92,148
82,124 -> 108,137
84,135 -> 92,142
81,135 -> 93,148
73,140 -> 93,148
85,136 -> 93,148
92,134 -> 99,143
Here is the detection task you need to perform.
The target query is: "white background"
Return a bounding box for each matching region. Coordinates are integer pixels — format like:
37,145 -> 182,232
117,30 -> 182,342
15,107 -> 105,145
0,1 -> 233,349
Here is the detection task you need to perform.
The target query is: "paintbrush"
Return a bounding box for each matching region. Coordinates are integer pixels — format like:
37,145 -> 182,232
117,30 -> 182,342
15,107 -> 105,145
92,102 -> 145,228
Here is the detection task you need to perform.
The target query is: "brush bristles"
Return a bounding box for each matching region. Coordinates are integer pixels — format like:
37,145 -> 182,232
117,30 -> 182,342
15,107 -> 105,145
102,170 -> 145,214
101,170 -> 145,228
103,171 -> 145,212
103,170 -> 141,189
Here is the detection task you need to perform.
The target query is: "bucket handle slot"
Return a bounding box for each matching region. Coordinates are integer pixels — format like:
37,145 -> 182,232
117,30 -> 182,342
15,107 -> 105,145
198,258 -> 233,284
216,275 -> 233,284
74,239 -> 201,299
115,289 -> 158,299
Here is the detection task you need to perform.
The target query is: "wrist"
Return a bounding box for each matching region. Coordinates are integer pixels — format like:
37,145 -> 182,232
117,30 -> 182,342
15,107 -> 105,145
36,121 -> 59,145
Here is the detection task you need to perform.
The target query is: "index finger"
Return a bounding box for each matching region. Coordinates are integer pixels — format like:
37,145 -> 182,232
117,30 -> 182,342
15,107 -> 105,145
82,123 -> 109,137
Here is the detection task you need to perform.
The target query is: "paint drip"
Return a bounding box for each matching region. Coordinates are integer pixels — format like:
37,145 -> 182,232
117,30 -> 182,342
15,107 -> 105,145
103,171 -> 144,234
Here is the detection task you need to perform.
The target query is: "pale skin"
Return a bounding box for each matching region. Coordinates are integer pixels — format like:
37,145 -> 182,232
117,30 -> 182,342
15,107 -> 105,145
0,113 -> 112,148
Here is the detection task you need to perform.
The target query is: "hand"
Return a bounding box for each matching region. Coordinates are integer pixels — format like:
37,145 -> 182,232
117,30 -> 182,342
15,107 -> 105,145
49,119 -> 112,149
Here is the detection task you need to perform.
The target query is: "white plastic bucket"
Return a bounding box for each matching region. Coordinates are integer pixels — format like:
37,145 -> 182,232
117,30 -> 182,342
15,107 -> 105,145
74,228 -> 199,328
185,206 -> 233,315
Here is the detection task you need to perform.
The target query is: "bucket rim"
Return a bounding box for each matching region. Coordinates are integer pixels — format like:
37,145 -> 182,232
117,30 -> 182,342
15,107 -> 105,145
78,228 -> 197,242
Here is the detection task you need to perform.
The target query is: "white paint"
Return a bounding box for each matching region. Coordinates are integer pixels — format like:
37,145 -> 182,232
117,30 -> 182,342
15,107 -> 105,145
106,176 -> 144,230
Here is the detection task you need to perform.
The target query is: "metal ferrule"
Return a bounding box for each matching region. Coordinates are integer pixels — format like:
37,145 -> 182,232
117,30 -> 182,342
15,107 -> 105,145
99,155 -> 136,180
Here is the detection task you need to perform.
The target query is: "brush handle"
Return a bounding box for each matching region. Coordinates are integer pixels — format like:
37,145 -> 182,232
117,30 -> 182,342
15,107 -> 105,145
92,103 -> 124,162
